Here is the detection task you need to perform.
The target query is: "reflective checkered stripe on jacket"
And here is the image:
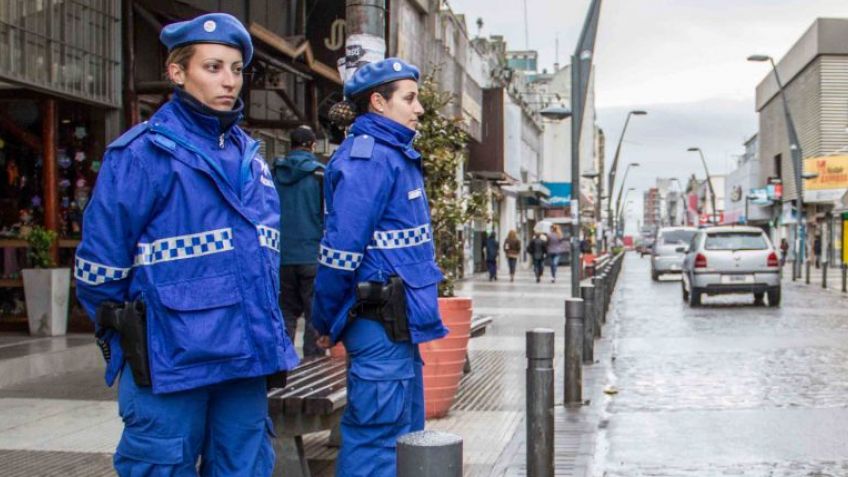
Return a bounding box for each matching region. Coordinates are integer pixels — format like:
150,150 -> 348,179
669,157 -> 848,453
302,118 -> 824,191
75,226 -> 278,286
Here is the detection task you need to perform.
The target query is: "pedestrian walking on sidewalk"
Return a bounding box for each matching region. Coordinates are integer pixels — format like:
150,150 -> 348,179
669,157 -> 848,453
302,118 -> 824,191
503,229 -> 521,282
273,126 -> 326,359
74,13 -> 298,477
485,232 -> 499,281
780,238 -> 789,266
547,224 -> 566,283
813,234 -> 822,268
312,58 -> 448,477
527,232 -> 548,283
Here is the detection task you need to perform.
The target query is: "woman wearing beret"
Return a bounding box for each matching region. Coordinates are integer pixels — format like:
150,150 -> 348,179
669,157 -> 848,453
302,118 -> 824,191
75,13 -> 298,476
312,58 -> 448,477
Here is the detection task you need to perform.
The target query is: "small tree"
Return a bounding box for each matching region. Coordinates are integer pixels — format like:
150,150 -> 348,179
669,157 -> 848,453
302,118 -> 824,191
416,73 -> 488,297
24,226 -> 57,268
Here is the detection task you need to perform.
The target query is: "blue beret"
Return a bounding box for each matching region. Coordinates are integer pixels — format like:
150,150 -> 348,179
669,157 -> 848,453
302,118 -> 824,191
344,58 -> 420,99
160,13 -> 253,66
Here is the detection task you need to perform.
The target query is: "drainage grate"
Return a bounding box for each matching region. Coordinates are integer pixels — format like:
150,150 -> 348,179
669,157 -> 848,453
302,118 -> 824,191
0,450 -> 114,477
452,350 -> 526,412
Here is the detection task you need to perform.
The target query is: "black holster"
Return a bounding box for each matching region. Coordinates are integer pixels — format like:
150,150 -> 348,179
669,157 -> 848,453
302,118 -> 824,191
97,299 -> 152,387
351,276 -> 410,342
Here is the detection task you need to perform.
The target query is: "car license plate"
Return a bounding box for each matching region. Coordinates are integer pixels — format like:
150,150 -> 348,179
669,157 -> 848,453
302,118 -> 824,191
670,264 -> 680,271
721,274 -> 754,284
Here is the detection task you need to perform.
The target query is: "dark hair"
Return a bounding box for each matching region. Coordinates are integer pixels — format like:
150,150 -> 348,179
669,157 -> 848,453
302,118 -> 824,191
351,81 -> 400,116
290,126 -> 316,148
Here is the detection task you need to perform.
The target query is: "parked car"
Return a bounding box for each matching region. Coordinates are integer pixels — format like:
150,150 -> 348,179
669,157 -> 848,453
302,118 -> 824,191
651,227 -> 698,280
681,226 -> 781,307
639,238 -> 655,257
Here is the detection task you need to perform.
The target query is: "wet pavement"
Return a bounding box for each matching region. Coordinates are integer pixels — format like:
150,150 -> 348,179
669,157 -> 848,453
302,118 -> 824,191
594,254 -> 848,477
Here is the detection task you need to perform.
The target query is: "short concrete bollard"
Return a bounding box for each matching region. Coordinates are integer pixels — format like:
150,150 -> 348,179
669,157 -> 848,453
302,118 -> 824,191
397,430 -> 462,477
564,298 -> 584,406
806,259 -> 811,285
526,329 -> 555,477
580,284 -> 596,364
823,261 -> 828,289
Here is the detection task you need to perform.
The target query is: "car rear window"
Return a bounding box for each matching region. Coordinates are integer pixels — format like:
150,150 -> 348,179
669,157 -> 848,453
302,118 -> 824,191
660,230 -> 696,244
704,232 -> 768,250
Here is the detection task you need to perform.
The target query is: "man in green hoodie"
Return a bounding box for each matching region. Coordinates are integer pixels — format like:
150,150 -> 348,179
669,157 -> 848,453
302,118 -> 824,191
274,126 -> 326,358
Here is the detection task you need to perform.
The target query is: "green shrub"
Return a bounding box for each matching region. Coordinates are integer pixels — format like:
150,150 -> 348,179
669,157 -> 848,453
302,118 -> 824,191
24,226 -> 57,268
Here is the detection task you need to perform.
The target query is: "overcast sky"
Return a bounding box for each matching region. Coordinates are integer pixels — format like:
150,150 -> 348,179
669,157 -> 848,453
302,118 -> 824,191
448,0 -> 847,231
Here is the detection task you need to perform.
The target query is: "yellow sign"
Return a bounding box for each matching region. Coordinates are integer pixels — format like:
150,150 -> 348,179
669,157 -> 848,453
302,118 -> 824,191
804,156 -> 848,191
843,214 -> 848,265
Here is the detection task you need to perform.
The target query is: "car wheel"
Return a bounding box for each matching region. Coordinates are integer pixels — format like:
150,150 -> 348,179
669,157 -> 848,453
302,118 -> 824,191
753,292 -> 765,306
767,288 -> 781,307
681,281 -> 689,301
689,287 -> 702,307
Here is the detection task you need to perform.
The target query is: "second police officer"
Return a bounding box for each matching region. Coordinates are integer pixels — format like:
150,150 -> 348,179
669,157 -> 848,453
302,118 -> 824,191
312,58 -> 449,477
74,13 -> 299,476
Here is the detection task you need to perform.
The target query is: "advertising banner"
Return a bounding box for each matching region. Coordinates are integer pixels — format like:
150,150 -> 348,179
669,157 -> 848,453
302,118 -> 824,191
804,156 -> 848,203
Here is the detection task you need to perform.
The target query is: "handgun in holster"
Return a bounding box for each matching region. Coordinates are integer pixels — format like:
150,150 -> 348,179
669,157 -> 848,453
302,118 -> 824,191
352,276 -> 410,343
96,299 -> 152,387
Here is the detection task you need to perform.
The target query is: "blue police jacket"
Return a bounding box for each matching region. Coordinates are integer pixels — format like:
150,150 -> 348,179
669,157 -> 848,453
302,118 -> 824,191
273,150 -> 324,266
311,113 -> 449,344
75,96 -> 299,394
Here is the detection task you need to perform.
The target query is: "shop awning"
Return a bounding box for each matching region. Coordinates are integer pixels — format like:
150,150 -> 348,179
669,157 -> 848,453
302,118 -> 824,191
502,182 -> 551,198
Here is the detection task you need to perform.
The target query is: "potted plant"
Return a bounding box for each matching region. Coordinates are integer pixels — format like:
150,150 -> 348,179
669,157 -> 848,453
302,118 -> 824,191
416,73 -> 489,419
21,226 -> 71,336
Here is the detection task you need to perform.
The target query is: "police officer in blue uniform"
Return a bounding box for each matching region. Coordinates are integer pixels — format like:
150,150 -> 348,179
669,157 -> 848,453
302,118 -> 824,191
75,13 -> 298,476
312,58 -> 449,477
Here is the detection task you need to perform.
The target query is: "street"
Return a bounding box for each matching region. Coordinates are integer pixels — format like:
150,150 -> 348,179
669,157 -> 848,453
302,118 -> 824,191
594,254 -> 848,476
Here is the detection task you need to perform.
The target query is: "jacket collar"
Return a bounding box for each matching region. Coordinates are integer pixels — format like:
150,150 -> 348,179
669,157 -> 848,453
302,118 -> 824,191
170,88 -> 244,140
350,113 -> 420,160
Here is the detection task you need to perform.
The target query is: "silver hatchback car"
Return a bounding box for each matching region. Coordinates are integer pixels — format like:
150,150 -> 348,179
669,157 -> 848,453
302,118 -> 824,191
651,227 -> 698,280
681,226 -> 781,307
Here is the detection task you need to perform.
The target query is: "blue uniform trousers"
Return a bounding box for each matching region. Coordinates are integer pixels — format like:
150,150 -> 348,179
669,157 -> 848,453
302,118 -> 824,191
114,366 -> 274,476
337,319 -> 424,477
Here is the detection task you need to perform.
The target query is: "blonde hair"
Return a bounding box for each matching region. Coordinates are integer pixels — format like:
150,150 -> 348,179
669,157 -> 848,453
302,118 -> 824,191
164,45 -> 196,86
507,229 -> 518,241
551,224 -> 563,239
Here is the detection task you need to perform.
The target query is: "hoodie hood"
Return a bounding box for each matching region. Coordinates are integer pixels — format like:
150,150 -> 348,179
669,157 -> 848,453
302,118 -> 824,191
274,149 -> 323,185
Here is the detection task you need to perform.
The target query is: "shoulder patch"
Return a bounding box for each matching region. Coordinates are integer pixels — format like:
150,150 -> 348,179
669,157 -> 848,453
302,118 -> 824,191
107,122 -> 149,150
151,134 -> 177,152
350,134 -> 375,160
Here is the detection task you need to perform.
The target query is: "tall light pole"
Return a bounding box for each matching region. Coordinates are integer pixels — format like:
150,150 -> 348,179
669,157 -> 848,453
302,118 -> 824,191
614,162 -> 640,236
687,147 -> 719,225
748,54 -> 806,281
570,0 -> 602,297
607,110 -> 647,237
616,187 -> 636,233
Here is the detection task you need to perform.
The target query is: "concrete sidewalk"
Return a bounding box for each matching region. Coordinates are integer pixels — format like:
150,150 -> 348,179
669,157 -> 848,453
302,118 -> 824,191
0,263 -> 616,476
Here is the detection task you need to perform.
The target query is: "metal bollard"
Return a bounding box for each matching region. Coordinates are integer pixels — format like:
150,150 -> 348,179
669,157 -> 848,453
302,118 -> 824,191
564,298 -> 584,406
823,261 -> 828,289
397,430 -> 462,477
526,329 -> 555,477
806,259 -> 811,284
842,264 -> 847,293
592,276 -> 602,338
580,284 -> 596,364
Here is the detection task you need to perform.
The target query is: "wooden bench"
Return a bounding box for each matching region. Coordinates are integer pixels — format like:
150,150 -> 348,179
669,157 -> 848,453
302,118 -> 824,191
267,356 -> 347,477
269,315 -> 493,475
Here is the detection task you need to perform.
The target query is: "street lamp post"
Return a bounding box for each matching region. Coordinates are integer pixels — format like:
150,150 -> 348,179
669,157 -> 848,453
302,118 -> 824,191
687,147 -> 719,225
748,54 -> 806,281
616,187 -> 636,236
613,162 -> 640,236
607,110 -> 647,241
